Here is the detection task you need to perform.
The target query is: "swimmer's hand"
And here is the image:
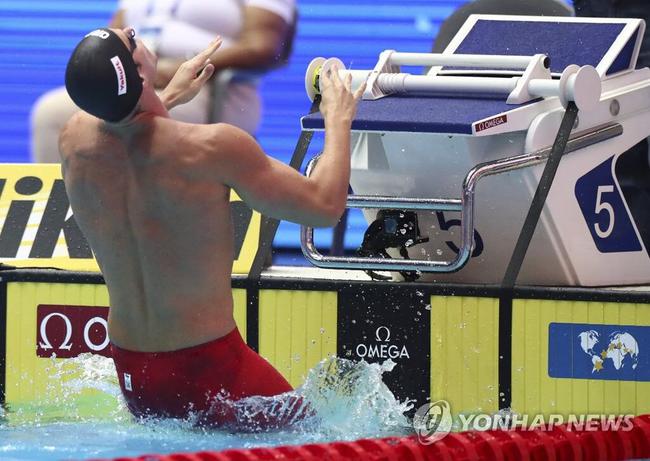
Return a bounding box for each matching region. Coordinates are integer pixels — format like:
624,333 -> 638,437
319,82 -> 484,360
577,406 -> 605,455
160,37 -> 223,110
319,64 -> 365,126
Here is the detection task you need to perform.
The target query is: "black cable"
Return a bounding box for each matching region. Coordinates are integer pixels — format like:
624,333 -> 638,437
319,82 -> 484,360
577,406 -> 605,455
498,102 -> 579,411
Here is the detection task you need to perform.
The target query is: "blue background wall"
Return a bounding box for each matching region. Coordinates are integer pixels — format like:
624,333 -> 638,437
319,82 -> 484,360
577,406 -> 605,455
0,0 -> 484,258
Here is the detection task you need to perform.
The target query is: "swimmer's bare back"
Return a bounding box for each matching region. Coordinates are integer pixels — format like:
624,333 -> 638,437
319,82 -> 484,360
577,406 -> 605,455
59,64 -> 364,353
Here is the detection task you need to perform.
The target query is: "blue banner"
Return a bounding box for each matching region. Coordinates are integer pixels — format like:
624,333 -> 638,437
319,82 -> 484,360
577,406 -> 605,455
548,322 -> 650,382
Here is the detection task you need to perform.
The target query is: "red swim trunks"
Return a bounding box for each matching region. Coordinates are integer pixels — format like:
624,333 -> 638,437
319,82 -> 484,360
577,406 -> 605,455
111,328 -> 302,430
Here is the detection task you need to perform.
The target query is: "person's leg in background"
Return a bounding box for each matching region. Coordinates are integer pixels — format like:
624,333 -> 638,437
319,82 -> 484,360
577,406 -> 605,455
214,82 -> 261,136
30,86 -> 80,163
167,83 -> 213,125
169,80 -> 261,135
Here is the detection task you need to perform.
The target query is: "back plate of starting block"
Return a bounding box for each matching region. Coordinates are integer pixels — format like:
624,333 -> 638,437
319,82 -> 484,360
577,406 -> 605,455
438,15 -> 645,78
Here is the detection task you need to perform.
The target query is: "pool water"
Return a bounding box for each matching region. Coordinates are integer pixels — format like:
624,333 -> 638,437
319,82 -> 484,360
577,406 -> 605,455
0,356 -> 414,460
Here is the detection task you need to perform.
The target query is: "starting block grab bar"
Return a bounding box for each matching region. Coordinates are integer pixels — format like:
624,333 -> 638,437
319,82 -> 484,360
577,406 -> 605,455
387,52 -> 546,69
306,51 -> 602,109
300,123 -> 623,274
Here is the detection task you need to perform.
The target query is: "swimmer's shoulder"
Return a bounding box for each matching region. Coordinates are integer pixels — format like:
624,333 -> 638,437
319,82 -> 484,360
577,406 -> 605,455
198,122 -> 261,160
59,111 -> 99,159
149,120 -> 264,177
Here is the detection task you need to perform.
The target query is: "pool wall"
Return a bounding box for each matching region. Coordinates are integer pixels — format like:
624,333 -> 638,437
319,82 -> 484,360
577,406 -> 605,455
1,269 -> 650,421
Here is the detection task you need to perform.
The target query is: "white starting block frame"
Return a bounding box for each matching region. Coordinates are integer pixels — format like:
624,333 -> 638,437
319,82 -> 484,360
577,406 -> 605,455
306,51 -> 600,110
296,15 -> 650,287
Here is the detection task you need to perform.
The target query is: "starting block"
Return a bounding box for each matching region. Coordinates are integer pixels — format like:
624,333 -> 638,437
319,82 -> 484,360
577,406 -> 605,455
298,15 -> 650,287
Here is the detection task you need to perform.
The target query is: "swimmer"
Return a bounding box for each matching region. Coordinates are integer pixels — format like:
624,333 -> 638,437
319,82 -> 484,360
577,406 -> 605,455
59,27 -> 364,429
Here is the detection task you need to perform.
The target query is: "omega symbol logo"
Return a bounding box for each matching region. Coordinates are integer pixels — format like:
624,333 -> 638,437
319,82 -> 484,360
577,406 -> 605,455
39,313 -> 74,350
375,326 -> 391,342
355,325 -> 410,360
36,305 -> 111,358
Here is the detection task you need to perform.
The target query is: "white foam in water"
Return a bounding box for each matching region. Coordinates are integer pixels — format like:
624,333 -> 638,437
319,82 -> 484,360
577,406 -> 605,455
0,354 -> 415,460
297,358 -> 413,437
196,357 -> 414,436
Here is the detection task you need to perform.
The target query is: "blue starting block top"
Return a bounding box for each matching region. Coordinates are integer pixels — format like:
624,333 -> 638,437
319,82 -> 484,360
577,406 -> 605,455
446,15 -> 644,76
301,94 -> 528,134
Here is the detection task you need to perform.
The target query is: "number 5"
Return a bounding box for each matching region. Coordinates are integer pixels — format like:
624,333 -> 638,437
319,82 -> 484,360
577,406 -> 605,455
594,185 -> 615,239
435,212 -> 484,257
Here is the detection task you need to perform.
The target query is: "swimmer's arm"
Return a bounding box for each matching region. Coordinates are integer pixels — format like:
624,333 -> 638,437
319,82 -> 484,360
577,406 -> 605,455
159,39 -> 222,110
214,68 -> 362,227
213,124 -> 351,228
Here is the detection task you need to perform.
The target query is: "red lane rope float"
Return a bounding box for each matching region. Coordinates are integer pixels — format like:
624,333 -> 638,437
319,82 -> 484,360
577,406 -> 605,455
95,414 -> 650,461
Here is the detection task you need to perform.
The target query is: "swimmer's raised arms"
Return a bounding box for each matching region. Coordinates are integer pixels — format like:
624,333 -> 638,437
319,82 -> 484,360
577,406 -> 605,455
59,27 -> 364,429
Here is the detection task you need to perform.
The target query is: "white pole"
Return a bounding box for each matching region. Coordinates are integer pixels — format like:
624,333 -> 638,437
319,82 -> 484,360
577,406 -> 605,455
374,74 -> 519,96
388,52 -> 543,70
335,71 -> 592,105
338,70 -> 373,90
324,62 -> 599,109
527,79 -> 561,98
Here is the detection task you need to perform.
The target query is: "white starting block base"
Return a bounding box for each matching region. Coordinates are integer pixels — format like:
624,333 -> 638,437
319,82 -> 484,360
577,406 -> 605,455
350,94 -> 650,286
301,15 -> 650,286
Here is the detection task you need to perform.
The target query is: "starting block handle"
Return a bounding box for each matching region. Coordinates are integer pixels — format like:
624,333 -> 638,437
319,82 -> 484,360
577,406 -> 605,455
300,195 -> 471,273
300,156 -> 472,273
371,66 -> 600,110
306,52 -> 601,110
388,52 -> 547,70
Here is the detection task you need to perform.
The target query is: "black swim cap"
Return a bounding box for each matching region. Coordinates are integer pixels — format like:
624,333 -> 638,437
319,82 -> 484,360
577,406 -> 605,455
65,28 -> 143,122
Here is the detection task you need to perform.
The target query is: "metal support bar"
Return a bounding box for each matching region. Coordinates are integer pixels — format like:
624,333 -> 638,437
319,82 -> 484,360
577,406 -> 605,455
300,122 -> 622,274
248,99 -> 321,279
301,190 -> 466,272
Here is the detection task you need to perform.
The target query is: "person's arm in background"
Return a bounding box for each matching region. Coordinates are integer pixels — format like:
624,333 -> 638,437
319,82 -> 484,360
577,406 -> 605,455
155,6 -> 290,87
210,67 -> 365,227
108,8 -> 126,29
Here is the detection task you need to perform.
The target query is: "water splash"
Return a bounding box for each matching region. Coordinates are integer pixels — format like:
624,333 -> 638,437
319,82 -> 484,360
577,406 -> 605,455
296,358 -> 413,438
58,353 -> 122,398
4,353 -> 127,427
4,354 -> 412,437
1,355 -> 415,459
161,357 -> 412,437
